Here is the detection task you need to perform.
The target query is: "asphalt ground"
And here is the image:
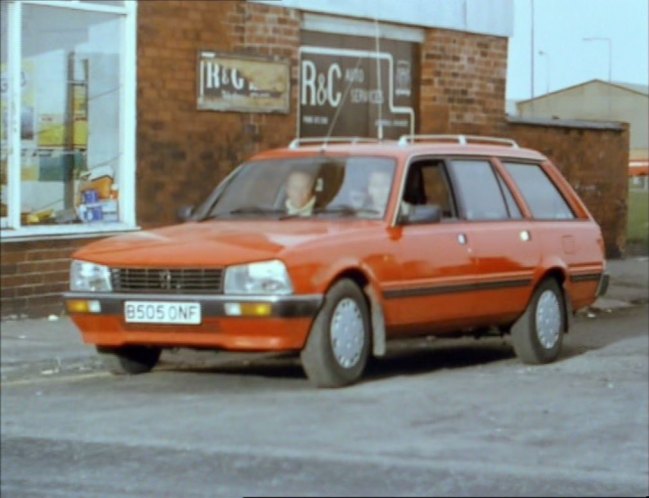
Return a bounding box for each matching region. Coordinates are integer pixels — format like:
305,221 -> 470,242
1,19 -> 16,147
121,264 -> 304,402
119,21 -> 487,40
1,257 -> 647,383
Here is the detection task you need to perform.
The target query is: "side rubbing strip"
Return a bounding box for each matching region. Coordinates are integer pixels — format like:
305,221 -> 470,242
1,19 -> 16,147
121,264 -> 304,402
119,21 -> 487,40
383,278 -> 533,300
569,273 -> 602,283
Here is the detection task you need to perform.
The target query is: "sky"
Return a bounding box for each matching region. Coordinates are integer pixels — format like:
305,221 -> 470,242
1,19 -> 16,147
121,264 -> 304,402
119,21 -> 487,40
506,0 -> 649,100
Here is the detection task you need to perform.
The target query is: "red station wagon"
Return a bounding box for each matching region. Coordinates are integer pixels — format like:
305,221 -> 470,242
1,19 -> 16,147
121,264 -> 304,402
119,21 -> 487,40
64,135 -> 609,387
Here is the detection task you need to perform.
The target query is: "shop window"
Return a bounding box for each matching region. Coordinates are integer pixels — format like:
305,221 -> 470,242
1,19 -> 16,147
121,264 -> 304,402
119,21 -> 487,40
1,1 -> 135,235
1,1 -> 8,225
80,1 -> 125,5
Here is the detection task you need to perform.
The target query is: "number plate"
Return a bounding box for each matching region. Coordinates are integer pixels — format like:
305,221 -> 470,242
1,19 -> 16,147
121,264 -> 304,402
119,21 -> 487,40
124,301 -> 201,324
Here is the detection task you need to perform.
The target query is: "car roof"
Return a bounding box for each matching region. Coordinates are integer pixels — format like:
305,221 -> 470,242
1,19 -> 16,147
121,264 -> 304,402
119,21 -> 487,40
249,135 -> 547,163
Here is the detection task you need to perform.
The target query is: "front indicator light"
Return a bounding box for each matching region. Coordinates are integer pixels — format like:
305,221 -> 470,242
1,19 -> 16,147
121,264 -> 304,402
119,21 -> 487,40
67,300 -> 101,314
224,302 -> 272,317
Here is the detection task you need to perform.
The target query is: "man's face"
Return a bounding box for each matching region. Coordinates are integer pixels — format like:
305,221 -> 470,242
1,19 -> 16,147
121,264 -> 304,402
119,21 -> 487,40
286,172 -> 314,209
368,171 -> 391,210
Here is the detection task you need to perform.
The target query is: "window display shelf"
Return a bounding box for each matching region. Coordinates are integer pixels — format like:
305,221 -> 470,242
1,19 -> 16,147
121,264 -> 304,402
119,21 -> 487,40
0,221 -> 139,242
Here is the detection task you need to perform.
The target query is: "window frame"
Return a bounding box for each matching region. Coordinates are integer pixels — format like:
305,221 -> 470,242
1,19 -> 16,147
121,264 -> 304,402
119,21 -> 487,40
394,155 -> 459,226
493,164 -> 523,219
1,0 -> 137,240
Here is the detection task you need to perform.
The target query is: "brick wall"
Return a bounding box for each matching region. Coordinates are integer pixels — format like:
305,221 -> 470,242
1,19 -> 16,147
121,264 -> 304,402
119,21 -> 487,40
2,2 -> 303,319
3,2 -> 626,319
419,29 -> 508,134
136,4 -> 512,228
136,1 -> 300,228
0,236 -> 108,319
506,118 -> 630,258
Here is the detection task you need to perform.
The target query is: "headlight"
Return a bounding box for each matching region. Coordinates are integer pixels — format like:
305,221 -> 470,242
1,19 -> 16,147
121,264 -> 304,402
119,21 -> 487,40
70,260 -> 112,292
224,260 -> 293,295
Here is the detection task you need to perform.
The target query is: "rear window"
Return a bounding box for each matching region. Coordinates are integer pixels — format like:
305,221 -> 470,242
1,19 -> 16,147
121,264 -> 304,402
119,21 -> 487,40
504,162 -> 575,220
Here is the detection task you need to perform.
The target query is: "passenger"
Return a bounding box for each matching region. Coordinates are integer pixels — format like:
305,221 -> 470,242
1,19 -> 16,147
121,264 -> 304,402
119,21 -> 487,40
366,170 -> 392,212
348,187 -> 368,210
285,169 -> 316,216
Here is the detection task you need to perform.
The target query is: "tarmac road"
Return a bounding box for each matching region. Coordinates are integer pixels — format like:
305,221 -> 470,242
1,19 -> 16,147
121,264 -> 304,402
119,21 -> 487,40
1,257 -> 648,497
1,302 -> 647,497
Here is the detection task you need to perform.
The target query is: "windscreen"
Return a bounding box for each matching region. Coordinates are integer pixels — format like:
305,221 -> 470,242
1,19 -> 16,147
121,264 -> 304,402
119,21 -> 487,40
200,156 -> 397,221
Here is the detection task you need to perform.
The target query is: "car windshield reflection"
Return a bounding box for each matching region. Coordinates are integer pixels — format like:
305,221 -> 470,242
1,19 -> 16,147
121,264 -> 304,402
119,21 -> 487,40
200,156 -> 396,221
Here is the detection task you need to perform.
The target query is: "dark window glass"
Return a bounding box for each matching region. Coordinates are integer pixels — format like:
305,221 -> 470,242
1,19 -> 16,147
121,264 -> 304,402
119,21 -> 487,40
505,163 -> 575,220
420,163 -> 456,218
451,160 -> 509,220
403,161 -> 456,219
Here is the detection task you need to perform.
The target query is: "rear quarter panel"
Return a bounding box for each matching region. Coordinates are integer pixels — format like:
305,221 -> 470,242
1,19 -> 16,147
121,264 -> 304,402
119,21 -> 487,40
501,157 -> 605,311
534,220 -> 605,311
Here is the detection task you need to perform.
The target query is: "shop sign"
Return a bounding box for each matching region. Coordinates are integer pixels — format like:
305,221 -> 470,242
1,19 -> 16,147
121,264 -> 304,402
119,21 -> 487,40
197,52 -> 290,114
299,31 -> 418,139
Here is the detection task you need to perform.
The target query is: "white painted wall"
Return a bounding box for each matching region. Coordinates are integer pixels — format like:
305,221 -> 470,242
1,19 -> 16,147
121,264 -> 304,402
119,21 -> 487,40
252,0 -> 513,37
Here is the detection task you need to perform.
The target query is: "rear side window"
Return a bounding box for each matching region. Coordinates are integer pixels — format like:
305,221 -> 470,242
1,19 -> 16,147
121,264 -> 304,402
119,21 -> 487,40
450,160 -> 509,220
504,163 -> 575,220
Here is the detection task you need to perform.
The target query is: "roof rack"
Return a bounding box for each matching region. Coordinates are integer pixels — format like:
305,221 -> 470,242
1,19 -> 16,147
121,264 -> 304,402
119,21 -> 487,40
288,137 -> 386,150
397,134 -> 519,148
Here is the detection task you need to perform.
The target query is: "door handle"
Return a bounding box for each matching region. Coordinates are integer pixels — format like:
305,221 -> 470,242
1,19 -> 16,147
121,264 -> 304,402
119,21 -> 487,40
520,230 -> 531,242
458,233 -> 468,245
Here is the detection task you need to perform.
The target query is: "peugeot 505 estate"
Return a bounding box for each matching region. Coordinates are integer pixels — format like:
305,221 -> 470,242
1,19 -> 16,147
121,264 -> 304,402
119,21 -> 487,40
65,135 -> 609,387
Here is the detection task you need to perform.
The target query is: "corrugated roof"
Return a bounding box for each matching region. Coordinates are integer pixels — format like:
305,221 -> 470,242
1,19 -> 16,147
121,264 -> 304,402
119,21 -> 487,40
610,81 -> 648,95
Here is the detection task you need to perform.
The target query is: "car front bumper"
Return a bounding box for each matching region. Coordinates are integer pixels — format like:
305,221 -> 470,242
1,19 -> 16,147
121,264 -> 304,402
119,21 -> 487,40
63,292 -> 323,351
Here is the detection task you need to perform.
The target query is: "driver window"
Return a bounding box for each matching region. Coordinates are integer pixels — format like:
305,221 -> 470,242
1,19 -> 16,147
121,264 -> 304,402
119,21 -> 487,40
403,161 -> 456,219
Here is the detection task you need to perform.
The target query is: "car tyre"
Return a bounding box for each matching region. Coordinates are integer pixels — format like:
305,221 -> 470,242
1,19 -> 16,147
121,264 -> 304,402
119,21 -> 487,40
300,279 -> 371,388
511,278 -> 566,364
97,346 -> 161,375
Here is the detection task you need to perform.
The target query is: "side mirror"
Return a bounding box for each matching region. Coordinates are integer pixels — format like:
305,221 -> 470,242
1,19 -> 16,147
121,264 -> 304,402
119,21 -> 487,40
176,205 -> 195,222
401,204 -> 442,225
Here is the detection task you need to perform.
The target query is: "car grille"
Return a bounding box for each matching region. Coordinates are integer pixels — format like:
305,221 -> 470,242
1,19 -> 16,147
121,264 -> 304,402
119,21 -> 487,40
111,268 -> 224,294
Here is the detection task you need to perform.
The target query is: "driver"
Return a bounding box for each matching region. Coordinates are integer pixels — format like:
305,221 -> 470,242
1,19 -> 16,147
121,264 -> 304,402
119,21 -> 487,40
285,169 -> 316,216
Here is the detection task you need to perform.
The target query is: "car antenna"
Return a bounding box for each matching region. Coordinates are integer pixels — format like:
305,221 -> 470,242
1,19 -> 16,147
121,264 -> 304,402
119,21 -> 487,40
374,8 -> 383,141
322,57 -> 364,152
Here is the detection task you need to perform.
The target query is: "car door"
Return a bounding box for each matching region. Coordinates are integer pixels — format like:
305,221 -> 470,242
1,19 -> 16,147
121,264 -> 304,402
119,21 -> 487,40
446,157 -> 540,325
382,158 -> 478,334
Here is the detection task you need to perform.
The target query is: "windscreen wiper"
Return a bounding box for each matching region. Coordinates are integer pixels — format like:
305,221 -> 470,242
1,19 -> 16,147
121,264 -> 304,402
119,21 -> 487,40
227,206 -> 285,215
311,205 -> 380,216
200,206 -> 284,221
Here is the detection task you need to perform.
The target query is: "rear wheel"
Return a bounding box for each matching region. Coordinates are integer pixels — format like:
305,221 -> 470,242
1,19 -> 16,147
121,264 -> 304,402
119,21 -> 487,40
300,279 -> 371,388
511,278 -> 565,364
97,346 -> 161,375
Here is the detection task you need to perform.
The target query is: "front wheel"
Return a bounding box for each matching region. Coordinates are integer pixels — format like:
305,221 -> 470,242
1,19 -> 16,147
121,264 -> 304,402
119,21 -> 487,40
511,278 -> 566,364
300,279 -> 371,388
97,346 -> 161,375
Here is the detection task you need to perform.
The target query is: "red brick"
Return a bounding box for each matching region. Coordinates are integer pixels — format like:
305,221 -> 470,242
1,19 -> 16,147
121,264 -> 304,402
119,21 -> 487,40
1,250 -> 27,264
5,1 -> 626,320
